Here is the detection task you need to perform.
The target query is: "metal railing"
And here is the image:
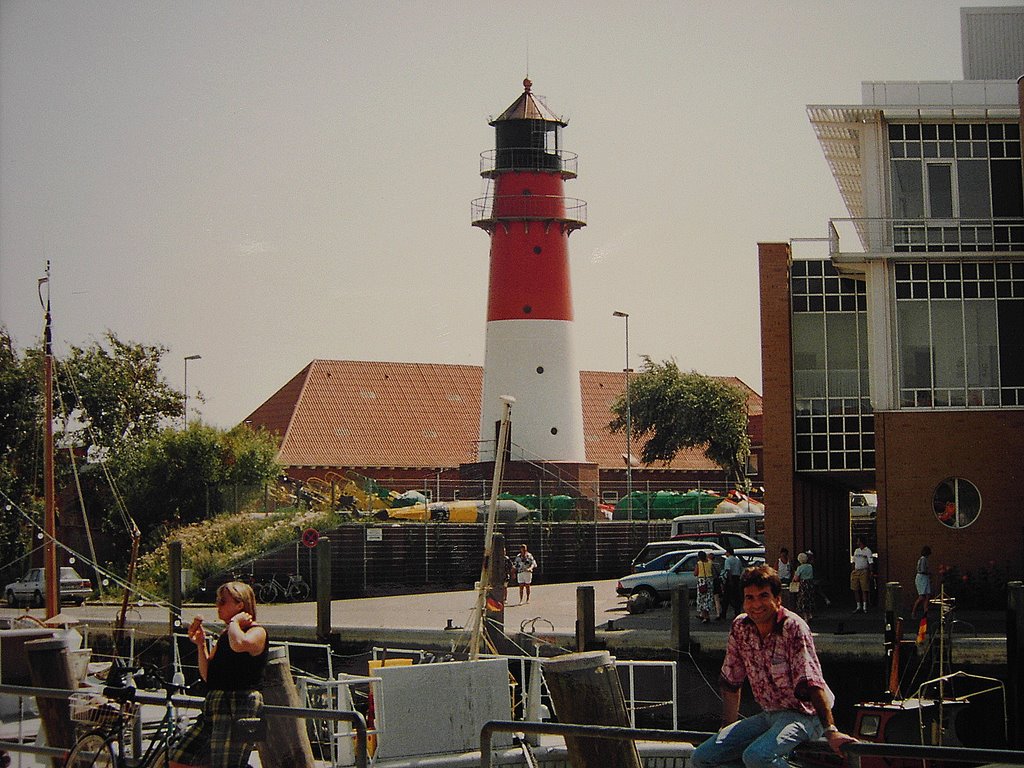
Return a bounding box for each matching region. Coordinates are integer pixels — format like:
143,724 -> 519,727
480,720 -> 1024,768
0,683 -> 368,768
471,195 -> 587,228
479,148 -> 579,178
829,217 -> 1024,257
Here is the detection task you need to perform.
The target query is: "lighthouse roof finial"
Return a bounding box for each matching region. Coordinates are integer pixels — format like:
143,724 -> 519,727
490,79 -> 567,126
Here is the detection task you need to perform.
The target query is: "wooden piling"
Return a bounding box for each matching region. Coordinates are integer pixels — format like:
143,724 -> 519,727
316,536 -> 331,642
1008,581 -> 1023,747
576,585 -> 595,652
258,647 -> 315,768
169,540 -> 183,635
26,637 -> 76,768
543,650 -> 642,768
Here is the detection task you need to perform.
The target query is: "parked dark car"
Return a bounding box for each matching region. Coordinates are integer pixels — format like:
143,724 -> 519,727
630,540 -> 726,572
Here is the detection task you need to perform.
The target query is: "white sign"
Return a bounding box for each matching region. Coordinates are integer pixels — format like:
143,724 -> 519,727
366,528 -> 383,542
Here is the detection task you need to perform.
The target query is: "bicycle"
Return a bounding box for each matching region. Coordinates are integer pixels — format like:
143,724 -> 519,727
64,663 -> 264,768
257,573 -> 309,603
64,663 -> 184,767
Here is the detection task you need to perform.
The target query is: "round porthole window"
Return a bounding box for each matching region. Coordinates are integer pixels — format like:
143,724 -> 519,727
523,305 -> 532,314
550,427 -> 558,435
536,366 -> 544,374
932,477 -> 981,529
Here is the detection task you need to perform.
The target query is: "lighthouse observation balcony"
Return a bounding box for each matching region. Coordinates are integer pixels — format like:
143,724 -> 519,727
479,148 -> 578,179
471,195 -> 587,231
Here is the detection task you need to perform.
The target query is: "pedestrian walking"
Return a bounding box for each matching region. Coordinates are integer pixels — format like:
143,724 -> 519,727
690,564 -> 856,768
720,547 -> 744,620
912,545 -> 932,618
794,552 -> 815,621
512,543 -> 537,604
777,547 -> 792,608
850,536 -> 873,613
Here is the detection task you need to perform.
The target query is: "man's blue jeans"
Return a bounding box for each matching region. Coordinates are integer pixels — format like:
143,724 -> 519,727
691,710 -> 824,768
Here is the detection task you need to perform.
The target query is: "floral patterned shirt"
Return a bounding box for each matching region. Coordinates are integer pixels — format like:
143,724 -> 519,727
719,607 -> 827,715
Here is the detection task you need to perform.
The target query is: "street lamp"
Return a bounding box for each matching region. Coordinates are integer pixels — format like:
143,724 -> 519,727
183,354 -> 201,427
612,311 -> 632,521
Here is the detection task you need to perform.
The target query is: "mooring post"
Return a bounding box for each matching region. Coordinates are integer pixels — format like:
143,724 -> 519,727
671,586 -> 691,651
259,646 -> 316,768
576,585 -> 595,652
26,637 -> 76,767
169,539 -> 183,635
543,651 -> 642,768
1007,580 -> 1024,747
316,536 -> 331,642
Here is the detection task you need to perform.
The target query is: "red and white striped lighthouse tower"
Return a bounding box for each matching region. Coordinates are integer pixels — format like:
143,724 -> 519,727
472,79 -> 587,463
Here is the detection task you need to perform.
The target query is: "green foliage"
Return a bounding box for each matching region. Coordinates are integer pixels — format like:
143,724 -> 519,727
609,357 -> 751,483
135,505 -> 347,597
57,332 -> 183,452
110,423 -> 282,547
0,328 -> 42,506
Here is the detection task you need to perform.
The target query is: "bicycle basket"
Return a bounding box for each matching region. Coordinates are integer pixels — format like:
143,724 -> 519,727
70,691 -> 138,731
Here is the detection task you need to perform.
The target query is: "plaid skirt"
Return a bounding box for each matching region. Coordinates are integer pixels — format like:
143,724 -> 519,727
169,689 -> 263,768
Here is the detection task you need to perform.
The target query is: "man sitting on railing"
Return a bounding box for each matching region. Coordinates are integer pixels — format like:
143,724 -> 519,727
691,564 -> 856,768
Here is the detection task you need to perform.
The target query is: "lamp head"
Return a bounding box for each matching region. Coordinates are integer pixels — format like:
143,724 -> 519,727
612,310 -> 628,318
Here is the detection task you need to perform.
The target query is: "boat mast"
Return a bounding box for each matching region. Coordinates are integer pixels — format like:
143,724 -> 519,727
40,262 -> 59,619
469,395 -> 514,660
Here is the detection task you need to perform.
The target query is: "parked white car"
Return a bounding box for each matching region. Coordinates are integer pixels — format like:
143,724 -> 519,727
5,567 -> 92,607
617,551 -> 730,605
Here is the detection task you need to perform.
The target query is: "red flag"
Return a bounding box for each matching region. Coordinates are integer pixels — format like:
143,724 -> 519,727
916,616 -> 928,644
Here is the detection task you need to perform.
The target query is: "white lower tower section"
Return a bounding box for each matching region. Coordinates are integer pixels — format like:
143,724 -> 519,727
478,319 -> 585,462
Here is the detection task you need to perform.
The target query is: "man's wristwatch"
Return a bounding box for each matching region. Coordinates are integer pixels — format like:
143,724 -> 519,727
823,725 -> 839,735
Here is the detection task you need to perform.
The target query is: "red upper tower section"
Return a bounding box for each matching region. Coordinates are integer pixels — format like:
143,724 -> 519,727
471,79 -> 587,322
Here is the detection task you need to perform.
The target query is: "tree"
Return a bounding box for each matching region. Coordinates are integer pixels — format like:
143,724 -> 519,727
56,332 -> 184,454
609,357 -> 751,484
110,423 -> 281,549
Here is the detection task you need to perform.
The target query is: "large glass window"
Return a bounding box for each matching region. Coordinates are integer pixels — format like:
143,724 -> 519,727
889,122 -> 1023,251
791,259 -> 873,472
894,261 -> 1024,407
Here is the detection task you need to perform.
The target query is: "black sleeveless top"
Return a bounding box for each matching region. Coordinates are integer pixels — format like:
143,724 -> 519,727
205,630 -> 268,691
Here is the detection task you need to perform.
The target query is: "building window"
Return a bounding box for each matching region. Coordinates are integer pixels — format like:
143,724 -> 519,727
889,122 -> 1024,252
791,259 -> 873,472
894,261 -> 1024,407
933,477 -> 981,529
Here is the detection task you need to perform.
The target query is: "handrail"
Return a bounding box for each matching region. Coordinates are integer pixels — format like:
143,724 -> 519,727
477,720 -> 1024,768
470,195 -> 587,226
479,148 -> 578,178
0,683 -> 369,768
480,720 -> 1024,768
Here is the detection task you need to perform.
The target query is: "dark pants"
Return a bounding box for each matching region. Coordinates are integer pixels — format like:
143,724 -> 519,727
723,576 -> 742,618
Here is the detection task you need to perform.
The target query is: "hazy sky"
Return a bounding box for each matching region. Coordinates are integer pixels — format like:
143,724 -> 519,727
1,1 -> 1012,428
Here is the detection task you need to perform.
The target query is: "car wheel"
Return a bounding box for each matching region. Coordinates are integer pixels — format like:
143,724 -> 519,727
5,590 -> 16,608
633,586 -> 658,604
32,590 -> 43,608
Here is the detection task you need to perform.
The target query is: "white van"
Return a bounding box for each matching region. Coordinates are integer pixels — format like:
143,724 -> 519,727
670,510 -> 765,540
850,492 -> 877,520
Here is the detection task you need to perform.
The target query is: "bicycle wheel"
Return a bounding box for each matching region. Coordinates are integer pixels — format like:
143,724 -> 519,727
258,580 -> 278,603
64,731 -> 116,767
287,580 -> 310,601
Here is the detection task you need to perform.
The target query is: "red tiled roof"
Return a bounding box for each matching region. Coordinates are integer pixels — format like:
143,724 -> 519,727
243,360 -> 762,471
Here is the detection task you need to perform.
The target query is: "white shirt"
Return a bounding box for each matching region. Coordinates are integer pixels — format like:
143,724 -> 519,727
852,546 -> 873,570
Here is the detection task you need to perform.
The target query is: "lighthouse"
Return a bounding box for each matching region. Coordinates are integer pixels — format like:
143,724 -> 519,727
472,80 -> 587,463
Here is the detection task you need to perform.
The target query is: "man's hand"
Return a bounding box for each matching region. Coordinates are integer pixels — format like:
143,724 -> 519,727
825,728 -> 857,754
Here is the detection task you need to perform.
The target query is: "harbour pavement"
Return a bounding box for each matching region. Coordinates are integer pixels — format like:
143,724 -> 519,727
7,578 -> 1007,664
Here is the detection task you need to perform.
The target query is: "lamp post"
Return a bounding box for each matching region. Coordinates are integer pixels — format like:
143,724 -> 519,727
612,311 -> 632,521
183,354 -> 201,427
